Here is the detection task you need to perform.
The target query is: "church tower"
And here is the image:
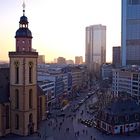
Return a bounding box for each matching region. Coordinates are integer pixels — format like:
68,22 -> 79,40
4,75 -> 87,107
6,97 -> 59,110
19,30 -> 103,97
9,3 -> 38,136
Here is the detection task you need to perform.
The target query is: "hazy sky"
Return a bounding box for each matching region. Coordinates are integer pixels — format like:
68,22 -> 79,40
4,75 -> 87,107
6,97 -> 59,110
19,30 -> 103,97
0,0 -> 121,62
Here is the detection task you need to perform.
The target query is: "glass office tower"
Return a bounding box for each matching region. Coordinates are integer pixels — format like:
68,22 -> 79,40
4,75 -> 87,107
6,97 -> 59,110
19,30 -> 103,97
85,24 -> 106,78
122,0 -> 140,66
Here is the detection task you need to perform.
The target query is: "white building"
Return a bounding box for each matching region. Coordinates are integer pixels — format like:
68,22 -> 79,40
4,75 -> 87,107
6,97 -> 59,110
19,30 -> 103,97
101,63 -> 113,80
112,66 -> 140,101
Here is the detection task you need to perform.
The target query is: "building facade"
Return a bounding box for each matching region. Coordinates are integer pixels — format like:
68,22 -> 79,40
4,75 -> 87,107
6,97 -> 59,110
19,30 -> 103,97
101,63 -> 113,81
38,55 -> 45,64
75,56 -> 83,64
0,4 -> 46,137
113,46 -> 121,67
85,24 -> 106,78
9,7 -> 38,136
112,66 -> 140,101
57,57 -> 66,64
95,99 -> 140,135
122,0 -> 140,66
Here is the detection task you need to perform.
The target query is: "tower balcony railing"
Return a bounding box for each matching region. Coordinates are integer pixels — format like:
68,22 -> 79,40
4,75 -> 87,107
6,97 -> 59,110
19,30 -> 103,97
9,51 -> 38,57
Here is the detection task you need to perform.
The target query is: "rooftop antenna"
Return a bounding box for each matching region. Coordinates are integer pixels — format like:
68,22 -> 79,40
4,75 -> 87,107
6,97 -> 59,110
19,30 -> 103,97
22,0 -> 25,16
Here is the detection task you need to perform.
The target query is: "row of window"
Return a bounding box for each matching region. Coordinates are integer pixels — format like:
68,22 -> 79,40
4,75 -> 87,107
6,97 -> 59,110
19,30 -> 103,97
15,89 -> 33,109
128,0 -> 140,5
15,113 -> 33,130
14,61 -> 33,84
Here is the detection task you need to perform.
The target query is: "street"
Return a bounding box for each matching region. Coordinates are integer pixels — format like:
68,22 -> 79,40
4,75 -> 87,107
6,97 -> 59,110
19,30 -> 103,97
2,89 -> 140,140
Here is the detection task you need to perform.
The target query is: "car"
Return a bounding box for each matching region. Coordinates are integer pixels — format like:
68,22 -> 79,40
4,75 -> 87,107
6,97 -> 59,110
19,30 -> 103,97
57,113 -> 65,117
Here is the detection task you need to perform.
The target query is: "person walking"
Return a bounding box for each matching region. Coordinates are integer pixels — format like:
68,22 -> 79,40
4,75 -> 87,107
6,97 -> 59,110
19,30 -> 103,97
90,135 -> 93,140
83,129 -> 85,134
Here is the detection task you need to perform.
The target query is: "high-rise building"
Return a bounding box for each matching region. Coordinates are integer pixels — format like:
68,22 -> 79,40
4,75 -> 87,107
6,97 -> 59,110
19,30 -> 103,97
85,24 -> 106,77
122,0 -> 140,66
75,56 -> 83,64
113,46 -> 121,67
57,57 -> 66,64
9,5 -> 38,136
38,55 -> 45,64
66,60 -> 74,64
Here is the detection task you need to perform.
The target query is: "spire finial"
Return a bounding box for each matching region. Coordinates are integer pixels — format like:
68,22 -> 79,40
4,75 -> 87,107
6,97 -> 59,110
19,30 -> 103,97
22,0 -> 25,15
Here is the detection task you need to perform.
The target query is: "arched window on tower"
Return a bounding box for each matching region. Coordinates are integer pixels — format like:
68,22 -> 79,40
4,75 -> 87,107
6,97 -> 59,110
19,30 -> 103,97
15,89 -> 19,109
15,114 -> 19,129
29,89 -> 33,109
29,113 -> 33,123
14,61 -> 19,84
29,62 -> 33,83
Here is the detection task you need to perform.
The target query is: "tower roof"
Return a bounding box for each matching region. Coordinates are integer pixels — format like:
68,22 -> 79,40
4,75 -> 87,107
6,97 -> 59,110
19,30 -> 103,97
19,15 -> 28,24
15,1 -> 32,38
15,28 -> 32,38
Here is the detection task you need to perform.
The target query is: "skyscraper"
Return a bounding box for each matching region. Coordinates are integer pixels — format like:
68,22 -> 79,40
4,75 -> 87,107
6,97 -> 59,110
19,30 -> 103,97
122,0 -> 140,66
113,46 -> 121,67
85,24 -> 106,77
9,4 -> 38,135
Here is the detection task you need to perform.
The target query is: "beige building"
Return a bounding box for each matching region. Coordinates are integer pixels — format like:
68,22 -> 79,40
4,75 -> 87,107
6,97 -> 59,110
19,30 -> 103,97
75,56 -> 83,64
0,5 -> 46,137
57,57 -> 66,64
38,55 -> 45,64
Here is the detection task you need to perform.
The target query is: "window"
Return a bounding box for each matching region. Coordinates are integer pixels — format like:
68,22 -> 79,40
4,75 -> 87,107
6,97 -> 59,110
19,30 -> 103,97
14,61 -> 19,84
128,0 -> 140,4
29,89 -> 33,109
115,116 -> 118,123
29,113 -> 33,123
5,105 -> 10,129
135,114 -> 139,120
29,62 -> 33,83
39,97 -> 42,117
15,114 -> 19,129
15,89 -> 19,109
125,116 -> 129,121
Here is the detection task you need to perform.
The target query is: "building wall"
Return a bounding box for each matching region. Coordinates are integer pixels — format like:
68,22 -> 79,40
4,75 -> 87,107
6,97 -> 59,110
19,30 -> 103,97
113,46 -> 121,67
112,68 -> 140,100
85,24 -> 106,77
122,0 -> 140,66
75,56 -> 83,64
0,103 -> 10,136
9,54 -> 38,136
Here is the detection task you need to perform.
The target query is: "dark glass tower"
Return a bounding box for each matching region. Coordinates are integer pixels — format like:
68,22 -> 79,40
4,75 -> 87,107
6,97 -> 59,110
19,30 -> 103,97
122,0 -> 140,66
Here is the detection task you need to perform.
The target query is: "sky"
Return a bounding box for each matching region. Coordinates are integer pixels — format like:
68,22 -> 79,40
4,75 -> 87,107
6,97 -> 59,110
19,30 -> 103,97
0,0 -> 121,63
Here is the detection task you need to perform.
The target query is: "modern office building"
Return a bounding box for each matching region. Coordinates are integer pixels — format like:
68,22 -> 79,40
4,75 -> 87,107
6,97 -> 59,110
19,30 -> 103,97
85,24 -> 106,77
112,46 -> 121,67
122,0 -> 140,66
75,56 -> 83,64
